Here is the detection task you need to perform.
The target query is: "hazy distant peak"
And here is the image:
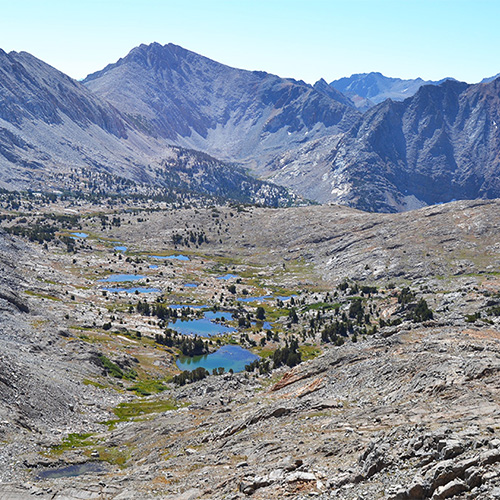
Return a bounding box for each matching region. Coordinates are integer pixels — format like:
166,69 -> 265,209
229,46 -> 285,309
481,72 -> 500,83
329,71 -> 456,107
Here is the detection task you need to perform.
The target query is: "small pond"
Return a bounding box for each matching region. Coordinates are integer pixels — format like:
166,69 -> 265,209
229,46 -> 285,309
98,274 -> 145,283
149,264 -> 159,269
70,232 -> 88,239
217,273 -> 238,280
36,462 -> 106,480
184,283 -> 198,288
167,318 -> 236,337
237,295 -> 272,303
204,311 -> 233,321
176,344 -> 258,373
151,254 -> 190,261
102,287 -> 161,294
114,245 -> 127,252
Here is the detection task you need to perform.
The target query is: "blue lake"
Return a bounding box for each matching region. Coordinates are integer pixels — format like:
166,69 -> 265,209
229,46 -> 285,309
217,274 -> 238,280
169,304 -> 207,310
151,254 -> 190,261
102,287 -> 161,293
114,246 -> 127,252
176,344 -> 258,373
167,318 -> 236,337
149,264 -> 159,269
237,295 -> 272,303
70,232 -> 88,239
98,274 -> 145,282
184,283 -> 198,288
204,311 -> 233,321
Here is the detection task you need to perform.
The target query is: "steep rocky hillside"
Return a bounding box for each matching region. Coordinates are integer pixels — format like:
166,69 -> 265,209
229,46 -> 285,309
269,78 -> 500,212
0,49 -> 294,206
0,230 -> 127,483
83,42 -> 360,170
153,146 -> 297,206
0,49 -> 152,188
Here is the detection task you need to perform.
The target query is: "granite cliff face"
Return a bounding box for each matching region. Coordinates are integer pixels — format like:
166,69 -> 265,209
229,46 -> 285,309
328,78 -> 500,212
83,43 -> 360,171
0,50 -> 127,136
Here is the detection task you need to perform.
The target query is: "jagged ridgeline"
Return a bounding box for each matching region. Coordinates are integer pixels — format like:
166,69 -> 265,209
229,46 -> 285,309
1,43 -> 500,211
83,43 -> 500,213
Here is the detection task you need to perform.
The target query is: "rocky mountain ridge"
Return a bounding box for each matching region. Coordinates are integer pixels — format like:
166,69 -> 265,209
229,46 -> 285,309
83,42 -> 360,172
83,43 -> 500,212
1,43 -> 500,212
0,49 -> 295,206
268,77 -> 500,211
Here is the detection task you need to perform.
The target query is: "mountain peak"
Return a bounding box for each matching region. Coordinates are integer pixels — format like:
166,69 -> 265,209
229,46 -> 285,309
83,42 -> 360,165
114,42 -> 194,72
313,78 -> 357,108
481,72 -> 500,83
131,41 -> 189,59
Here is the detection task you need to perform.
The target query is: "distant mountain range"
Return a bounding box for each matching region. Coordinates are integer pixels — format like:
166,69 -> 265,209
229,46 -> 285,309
328,72 -> 455,110
0,42 -> 499,212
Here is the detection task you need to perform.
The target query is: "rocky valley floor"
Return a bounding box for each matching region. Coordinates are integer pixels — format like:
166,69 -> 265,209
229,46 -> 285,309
0,195 -> 499,499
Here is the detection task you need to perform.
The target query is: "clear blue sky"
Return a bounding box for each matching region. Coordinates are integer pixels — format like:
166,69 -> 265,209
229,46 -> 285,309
1,0 -> 499,83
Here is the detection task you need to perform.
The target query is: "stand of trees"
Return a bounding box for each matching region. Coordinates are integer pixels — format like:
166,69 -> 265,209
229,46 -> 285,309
155,331 -> 209,357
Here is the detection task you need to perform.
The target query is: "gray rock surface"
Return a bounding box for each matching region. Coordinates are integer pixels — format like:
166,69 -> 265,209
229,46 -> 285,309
271,78 -> 500,211
329,72 -> 454,107
0,49 -> 294,206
